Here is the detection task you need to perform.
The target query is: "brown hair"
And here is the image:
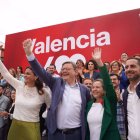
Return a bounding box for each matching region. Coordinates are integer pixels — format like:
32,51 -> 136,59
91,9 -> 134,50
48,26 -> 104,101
25,67 -> 44,95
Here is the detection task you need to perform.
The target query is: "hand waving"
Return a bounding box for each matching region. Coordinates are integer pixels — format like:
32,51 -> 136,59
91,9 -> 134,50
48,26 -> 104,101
23,39 -> 33,56
92,47 -> 103,67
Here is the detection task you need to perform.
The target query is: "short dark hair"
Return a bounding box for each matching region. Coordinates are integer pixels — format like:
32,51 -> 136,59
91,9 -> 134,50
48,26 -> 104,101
110,73 -> 120,80
126,57 -> 140,66
49,64 -> 56,69
82,78 -> 93,83
86,59 -> 98,70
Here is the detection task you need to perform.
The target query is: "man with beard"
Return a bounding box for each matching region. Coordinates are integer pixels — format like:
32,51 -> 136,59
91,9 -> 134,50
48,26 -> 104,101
123,57 -> 140,140
110,74 -> 126,140
47,64 -> 60,78
82,78 -> 93,94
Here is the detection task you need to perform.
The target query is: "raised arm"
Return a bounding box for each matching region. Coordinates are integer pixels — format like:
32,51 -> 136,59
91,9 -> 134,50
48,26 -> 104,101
0,60 -> 20,89
92,47 -> 103,67
22,39 -> 56,89
22,39 -> 33,56
92,48 -> 117,115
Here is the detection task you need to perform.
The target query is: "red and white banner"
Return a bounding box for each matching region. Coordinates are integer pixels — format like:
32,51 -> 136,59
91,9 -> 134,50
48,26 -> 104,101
4,8 -> 140,72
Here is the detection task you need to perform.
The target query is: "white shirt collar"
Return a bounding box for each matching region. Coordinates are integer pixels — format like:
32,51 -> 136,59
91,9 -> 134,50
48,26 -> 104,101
127,80 -> 140,93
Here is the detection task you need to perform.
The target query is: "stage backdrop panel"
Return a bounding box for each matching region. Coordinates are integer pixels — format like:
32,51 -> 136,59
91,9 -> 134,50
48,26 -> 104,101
4,8 -> 140,72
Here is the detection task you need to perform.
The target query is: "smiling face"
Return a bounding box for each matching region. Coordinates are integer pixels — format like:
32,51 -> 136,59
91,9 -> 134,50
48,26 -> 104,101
92,80 -> 104,100
61,62 -> 77,84
110,75 -> 120,89
48,65 -> 56,74
76,59 -> 84,69
24,68 -> 37,86
111,61 -> 120,72
83,78 -> 93,91
125,58 -> 140,82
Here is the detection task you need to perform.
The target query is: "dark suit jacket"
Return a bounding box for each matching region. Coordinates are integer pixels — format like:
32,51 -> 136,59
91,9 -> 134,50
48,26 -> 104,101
84,71 -> 100,80
86,65 -> 121,140
7,103 -> 15,131
29,59 -> 91,140
122,82 -> 140,138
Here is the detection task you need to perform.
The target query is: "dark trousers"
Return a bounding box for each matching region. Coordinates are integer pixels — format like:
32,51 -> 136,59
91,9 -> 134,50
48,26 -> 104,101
48,128 -> 81,140
0,124 -> 8,140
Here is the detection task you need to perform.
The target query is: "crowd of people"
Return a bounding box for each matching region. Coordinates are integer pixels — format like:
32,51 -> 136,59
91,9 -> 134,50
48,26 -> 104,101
0,38 -> 140,140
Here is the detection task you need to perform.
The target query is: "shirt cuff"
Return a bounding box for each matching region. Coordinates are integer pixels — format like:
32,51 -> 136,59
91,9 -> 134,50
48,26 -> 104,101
26,53 -> 35,61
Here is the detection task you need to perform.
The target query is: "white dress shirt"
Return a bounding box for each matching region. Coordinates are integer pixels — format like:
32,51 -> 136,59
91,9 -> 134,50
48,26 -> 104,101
26,54 -> 82,128
87,103 -> 104,140
127,82 -> 140,140
57,82 -> 82,129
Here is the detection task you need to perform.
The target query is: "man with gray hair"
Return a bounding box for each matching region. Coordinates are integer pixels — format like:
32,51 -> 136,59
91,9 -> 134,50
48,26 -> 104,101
22,39 -> 91,140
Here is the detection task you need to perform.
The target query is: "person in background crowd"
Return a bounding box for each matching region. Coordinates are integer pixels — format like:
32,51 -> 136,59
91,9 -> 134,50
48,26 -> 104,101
0,73 -> 7,87
84,59 -> 100,80
122,57 -> 140,140
0,90 -> 16,139
76,59 -> 85,71
110,73 -> 126,140
86,48 -> 121,140
110,61 -> 123,75
22,38 -> 91,140
2,69 -> 16,99
8,68 -> 16,78
16,66 -> 24,82
120,53 -> 128,70
133,54 -> 140,59
0,59 -> 51,140
82,78 -> 93,95
0,84 -> 10,140
47,64 -> 60,78
76,59 -> 87,83
104,62 -> 110,72
110,60 -> 129,90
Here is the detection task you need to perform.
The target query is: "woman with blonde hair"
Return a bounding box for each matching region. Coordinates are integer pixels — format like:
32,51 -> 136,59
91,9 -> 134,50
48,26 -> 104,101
86,48 -> 121,140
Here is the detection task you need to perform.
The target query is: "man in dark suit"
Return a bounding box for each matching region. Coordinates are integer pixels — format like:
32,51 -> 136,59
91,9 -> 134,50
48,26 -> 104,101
22,39 -> 91,140
123,57 -> 140,140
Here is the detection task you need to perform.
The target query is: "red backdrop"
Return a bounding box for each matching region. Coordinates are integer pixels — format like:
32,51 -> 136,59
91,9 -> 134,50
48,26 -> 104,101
4,8 -> 140,72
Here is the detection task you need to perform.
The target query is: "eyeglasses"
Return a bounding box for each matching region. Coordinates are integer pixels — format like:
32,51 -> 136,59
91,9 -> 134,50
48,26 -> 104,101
112,64 -> 119,66
61,68 -> 75,71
